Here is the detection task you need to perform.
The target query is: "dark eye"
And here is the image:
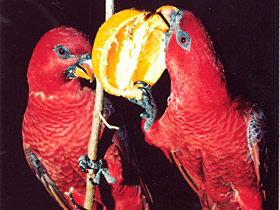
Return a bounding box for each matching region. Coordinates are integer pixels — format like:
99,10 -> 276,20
54,45 -> 73,59
176,29 -> 191,51
180,36 -> 187,44
58,48 -> 65,56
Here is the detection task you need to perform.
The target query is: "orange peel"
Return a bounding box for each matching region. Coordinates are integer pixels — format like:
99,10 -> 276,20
92,8 -> 171,99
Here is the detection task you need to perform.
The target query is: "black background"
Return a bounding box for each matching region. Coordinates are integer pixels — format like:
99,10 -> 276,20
0,0 -> 278,209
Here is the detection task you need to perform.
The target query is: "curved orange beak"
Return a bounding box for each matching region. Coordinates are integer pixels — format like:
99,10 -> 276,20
65,53 -> 95,83
75,58 -> 94,83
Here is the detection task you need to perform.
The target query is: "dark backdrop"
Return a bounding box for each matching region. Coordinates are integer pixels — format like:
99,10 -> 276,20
0,0 -> 278,209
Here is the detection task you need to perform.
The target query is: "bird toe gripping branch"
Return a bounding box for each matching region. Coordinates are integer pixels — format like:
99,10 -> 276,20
79,154 -> 117,185
128,81 -> 157,131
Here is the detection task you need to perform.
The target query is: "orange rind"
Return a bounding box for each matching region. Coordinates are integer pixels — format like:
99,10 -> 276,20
92,8 -> 172,99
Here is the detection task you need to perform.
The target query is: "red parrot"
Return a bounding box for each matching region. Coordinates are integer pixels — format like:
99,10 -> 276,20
131,9 -> 268,210
22,26 -> 151,210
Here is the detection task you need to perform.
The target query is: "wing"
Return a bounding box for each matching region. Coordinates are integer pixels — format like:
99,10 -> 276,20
170,150 -> 200,195
115,124 -> 153,204
24,147 -> 73,210
96,96 -> 153,206
245,103 -> 268,195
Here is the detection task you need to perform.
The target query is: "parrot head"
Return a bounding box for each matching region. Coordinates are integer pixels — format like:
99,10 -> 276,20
27,26 -> 94,95
164,9 -> 228,105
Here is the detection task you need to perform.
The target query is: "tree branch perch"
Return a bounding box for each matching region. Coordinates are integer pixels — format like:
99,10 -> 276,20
83,1 -> 114,209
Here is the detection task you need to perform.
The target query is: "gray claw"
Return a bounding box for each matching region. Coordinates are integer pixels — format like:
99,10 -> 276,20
79,154 -> 117,185
134,81 -> 151,89
129,81 -> 157,131
90,167 -> 117,185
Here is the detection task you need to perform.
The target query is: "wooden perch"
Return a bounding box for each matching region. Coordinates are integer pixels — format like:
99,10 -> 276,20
84,78 -> 104,209
83,1 -> 114,209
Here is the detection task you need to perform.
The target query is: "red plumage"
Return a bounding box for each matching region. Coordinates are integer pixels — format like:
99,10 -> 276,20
22,26 -> 150,210
141,10 -> 267,210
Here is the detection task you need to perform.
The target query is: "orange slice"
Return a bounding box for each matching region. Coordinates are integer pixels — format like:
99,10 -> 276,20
92,8 -> 170,99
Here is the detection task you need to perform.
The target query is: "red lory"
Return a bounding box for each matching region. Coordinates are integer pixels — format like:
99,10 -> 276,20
130,8 -> 268,210
22,26 -> 151,210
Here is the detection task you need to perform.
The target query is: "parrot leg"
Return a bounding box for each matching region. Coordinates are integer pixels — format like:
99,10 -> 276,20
128,81 -> 157,131
65,188 -> 87,210
78,154 -> 117,185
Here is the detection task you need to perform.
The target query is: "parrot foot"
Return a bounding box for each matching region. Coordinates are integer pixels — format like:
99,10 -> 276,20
78,154 -> 117,185
128,81 -> 157,132
65,187 -> 87,210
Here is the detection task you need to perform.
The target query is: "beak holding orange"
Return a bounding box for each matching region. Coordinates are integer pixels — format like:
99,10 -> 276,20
92,6 -> 178,100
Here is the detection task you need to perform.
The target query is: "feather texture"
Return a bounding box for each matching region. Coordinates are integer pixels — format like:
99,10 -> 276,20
22,26 -> 150,210
142,10 -> 267,210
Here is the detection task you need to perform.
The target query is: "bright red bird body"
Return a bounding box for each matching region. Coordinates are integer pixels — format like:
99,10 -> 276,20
141,10 -> 267,210
22,26 -> 149,210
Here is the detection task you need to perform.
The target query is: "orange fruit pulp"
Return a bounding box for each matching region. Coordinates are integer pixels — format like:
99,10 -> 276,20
92,8 -> 171,99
